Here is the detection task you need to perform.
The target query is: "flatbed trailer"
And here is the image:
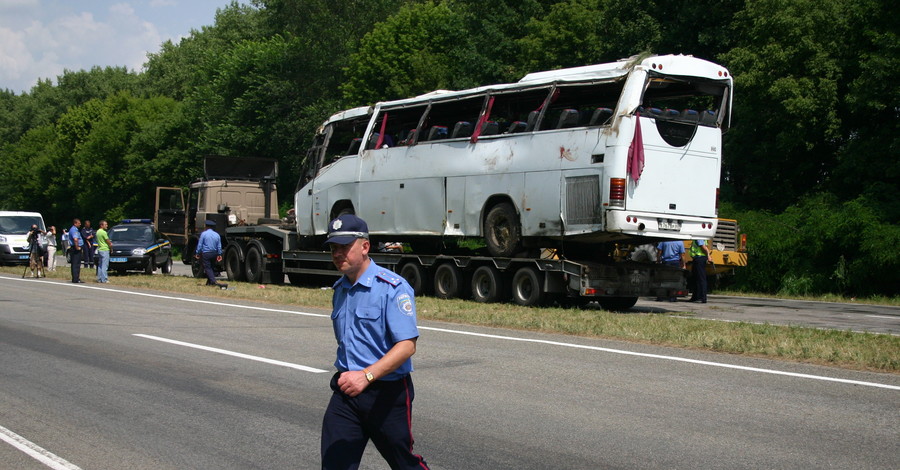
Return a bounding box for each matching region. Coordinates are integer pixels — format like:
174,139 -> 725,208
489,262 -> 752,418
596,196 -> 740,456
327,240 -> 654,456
218,223 -> 687,310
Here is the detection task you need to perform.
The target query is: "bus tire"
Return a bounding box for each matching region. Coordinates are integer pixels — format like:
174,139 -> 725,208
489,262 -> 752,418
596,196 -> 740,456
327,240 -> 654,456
433,263 -> 464,299
484,202 -> 522,258
244,246 -> 264,284
225,247 -> 245,281
597,296 -> 638,311
471,265 -> 505,303
399,262 -> 428,297
511,266 -> 545,306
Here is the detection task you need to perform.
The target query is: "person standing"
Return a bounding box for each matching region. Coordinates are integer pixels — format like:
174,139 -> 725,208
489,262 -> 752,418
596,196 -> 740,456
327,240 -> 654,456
320,214 -> 429,470
45,226 -> 58,271
68,219 -> 84,283
688,239 -> 711,303
95,220 -> 112,283
194,220 -> 226,288
26,225 -> 45,278
656,240 -> 685,301
81,219 -> 95,269
61,228 -> 69,254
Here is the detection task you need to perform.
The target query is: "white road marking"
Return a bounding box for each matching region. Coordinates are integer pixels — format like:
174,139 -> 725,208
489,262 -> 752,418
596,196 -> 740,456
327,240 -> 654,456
0,425 -> 82,470
133,334 -> 328,373
866,315 -> 895,320
5,276 -> 898,390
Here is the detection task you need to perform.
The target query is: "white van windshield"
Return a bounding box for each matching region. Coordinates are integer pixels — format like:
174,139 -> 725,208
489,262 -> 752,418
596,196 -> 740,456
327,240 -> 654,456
0,216 -> 45,234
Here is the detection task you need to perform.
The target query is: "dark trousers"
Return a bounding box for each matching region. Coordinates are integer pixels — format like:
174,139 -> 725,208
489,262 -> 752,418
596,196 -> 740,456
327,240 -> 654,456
201,251 -> 219,285
83,244 -> 94,267
70,249 -> 82,282
691,255 -> 708,301
321,373 -> 428,470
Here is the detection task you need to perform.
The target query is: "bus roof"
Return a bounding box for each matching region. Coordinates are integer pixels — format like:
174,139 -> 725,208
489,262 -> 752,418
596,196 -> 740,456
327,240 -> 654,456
321,54 -> 731,125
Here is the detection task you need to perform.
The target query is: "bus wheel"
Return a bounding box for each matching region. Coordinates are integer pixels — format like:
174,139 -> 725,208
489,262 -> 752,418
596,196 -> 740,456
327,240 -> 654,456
471,265 -> 505,303
225,247 -> 245,281
597,296 -> 638,311
433,263 -> 464,299
399,262 -> 428,297
511,266 -> 545,306
244,246 -> 264,284
484,202 -> 522,258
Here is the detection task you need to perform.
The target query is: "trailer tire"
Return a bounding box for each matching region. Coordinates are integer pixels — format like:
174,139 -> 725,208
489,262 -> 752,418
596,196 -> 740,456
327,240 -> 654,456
511,266 -> 545,306
471,265 -> 505,303
433,263 -> 464,299
191,257 -> 204,278
484,202 -> 522,258
597,296 -> 638,311
244,246 -> 264,284
225,247 -> 245,281
399,262 -> 428,297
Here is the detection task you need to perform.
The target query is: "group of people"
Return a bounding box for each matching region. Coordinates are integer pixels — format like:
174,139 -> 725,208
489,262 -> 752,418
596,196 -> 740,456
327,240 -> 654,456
66,218 -> 111,284
25,224 -> 56,278
656,238 -> 710,303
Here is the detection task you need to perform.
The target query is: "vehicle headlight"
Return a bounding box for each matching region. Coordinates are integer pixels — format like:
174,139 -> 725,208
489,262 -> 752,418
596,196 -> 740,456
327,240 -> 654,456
0,235 -> 6,243
132,248 -> 146,256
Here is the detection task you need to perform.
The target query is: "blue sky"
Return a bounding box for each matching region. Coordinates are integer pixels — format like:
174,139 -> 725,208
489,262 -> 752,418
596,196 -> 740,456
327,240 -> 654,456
0,0 -> 248,94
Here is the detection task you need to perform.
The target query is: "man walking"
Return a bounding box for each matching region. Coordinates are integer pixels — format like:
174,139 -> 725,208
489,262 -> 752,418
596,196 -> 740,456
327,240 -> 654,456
194,220 -> 226,288
68,219 -> 84,283
95,220 -> 112,283
320,214 -> 429,470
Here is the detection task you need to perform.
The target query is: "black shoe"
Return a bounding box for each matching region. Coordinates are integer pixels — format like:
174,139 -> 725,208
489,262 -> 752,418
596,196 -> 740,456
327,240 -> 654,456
73,280 -> 84,283
217,283 -> 228,289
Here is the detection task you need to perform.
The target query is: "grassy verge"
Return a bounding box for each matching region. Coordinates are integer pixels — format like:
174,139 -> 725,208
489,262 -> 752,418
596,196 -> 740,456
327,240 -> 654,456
5,266 -> 898,373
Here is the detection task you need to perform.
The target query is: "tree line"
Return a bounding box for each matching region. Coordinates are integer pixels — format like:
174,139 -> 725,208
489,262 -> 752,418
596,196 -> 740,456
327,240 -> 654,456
0,0 -> 896,296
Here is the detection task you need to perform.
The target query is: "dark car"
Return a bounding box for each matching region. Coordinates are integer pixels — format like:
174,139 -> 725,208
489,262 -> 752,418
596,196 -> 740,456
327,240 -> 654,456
108,219 -> 173,275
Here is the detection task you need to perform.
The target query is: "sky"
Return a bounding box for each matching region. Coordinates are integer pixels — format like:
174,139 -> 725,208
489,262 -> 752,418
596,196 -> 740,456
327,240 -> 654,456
0,0 -> 248,94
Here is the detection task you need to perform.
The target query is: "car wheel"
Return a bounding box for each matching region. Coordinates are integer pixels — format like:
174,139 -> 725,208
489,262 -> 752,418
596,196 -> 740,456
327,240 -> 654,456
161,255 -> 173,274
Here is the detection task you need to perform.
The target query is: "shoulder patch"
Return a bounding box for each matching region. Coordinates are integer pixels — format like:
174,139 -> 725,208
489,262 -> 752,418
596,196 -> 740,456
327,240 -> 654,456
375,271 -> 401,286
397,293 -> 414,316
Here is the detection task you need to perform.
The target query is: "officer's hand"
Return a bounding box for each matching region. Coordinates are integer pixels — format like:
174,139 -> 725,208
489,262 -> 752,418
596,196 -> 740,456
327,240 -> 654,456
337,371 -> 369,397
216,255 -> 222,262
195,254 -> 200,259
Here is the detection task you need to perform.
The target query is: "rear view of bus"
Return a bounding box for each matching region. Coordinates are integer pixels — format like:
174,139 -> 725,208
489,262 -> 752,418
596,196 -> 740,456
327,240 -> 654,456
602,55 -> 731,241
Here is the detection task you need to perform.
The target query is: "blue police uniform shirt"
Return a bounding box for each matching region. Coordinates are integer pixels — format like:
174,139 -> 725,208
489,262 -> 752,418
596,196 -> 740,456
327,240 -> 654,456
331,260 -> 419,380
656,240 -> 685,262
195,229 -> 222,255
69,225 -> 83,248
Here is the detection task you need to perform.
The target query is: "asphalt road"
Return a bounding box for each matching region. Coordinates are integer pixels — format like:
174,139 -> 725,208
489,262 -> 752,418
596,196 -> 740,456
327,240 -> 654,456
1,275 -> 898,469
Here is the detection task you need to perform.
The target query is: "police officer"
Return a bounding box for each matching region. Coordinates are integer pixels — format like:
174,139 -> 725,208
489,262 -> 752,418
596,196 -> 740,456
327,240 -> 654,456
689,239 -> 711,303
194,220 -> 226,288
320,214 -> 429,470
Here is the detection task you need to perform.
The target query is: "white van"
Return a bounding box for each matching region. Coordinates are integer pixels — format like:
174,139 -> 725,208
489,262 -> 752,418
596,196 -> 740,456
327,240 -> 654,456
0,211 -> 46,265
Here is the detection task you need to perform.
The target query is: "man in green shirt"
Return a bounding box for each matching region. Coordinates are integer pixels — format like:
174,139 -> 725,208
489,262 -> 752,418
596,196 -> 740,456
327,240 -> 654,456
95,220 -> 112,283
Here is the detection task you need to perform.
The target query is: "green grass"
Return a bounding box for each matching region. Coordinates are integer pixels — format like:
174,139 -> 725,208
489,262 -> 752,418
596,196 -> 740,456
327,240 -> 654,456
5,266 -> 898,373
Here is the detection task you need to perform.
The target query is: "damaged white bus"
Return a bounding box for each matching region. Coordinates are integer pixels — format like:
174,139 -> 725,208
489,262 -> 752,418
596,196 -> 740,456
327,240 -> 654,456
292,54 -> 732,307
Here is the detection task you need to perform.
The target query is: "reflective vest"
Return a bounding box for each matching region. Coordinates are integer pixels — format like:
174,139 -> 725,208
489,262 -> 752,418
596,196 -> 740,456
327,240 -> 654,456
690,240 -> 709,257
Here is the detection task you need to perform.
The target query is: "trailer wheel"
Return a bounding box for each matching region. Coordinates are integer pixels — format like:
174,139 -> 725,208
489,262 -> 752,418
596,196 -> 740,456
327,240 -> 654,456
471,265 -> 505,303
399,262 -> 428,297
597,296 -> 638,311
511,266 -> 545,306
433,263 -> 464,299
225,247 -> 245,281
484,202 -> 522,258
244,246 -> 264,284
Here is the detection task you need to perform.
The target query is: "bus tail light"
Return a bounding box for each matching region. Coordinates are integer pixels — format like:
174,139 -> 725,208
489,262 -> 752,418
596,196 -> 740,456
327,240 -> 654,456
609,178 -> 626,208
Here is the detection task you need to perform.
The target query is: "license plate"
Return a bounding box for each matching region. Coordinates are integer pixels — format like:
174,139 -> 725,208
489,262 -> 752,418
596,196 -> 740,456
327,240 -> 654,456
18,255 -> 29,260
658,219 -> 682,231
111,257 -> 127,263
